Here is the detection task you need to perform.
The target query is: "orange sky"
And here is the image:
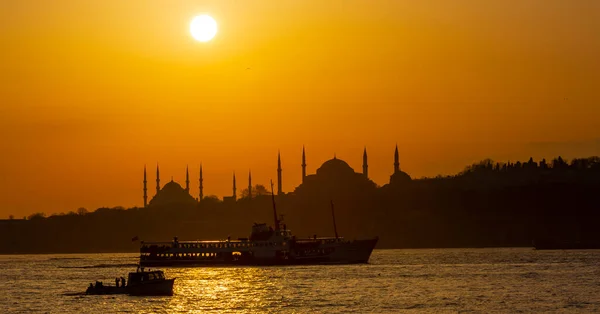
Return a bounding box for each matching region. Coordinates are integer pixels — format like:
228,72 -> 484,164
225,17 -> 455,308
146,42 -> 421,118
1,1 -> 599,217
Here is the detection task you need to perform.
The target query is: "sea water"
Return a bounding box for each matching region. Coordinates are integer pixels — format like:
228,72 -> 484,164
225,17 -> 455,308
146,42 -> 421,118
1,248 -> 599,313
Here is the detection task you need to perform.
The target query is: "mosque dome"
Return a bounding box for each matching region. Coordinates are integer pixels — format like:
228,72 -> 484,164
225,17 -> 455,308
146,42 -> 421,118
316,157 -> 355,177
162,181 -> 184,191
149,180 -> 197,207
389,170 -> 412,185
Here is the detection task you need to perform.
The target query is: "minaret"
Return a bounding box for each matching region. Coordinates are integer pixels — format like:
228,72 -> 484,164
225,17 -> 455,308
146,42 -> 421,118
232,172 -> 237,201
156,164 -> 160,196
301,146 -> 306,183
363,147 -> 368,178
143,165 -> 148,207
248,170 -> 252,199
277,151 -> 283,195
199,164 -> 203,201
185,165 -> 190,193
394,144 -> 400,173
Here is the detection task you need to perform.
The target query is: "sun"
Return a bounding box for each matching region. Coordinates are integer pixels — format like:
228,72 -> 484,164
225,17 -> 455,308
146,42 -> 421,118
190,15 -> 217,42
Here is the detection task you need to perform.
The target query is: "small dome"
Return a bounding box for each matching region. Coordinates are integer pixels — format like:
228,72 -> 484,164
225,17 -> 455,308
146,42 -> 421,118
390,170 -> 412,185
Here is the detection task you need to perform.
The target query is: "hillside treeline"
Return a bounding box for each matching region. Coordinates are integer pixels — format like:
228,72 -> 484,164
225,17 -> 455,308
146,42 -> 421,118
1,156 -> 599,253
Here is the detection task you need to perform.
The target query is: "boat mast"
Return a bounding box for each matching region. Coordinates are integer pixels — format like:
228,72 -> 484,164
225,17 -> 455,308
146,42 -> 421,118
270,180 -> 280,231
331,200 -> 339,239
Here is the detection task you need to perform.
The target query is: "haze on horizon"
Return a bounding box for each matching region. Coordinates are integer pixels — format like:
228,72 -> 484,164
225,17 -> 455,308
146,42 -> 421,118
1,0 -> 599,217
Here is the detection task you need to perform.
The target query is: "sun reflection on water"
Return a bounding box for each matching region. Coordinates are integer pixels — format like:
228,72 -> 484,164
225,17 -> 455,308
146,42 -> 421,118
165,267 -> 285,313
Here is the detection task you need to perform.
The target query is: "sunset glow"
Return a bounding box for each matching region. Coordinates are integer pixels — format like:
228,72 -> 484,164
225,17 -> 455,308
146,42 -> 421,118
1,1 -> 599,216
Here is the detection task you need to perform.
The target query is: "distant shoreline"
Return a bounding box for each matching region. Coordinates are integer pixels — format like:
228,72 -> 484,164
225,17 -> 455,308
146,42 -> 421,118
0,246 -> 540,255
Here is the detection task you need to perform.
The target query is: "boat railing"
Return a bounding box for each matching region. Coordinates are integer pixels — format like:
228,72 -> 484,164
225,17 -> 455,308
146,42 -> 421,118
141,240 -> 284,251
141,241 -> 173,246
295,237 -> 345,245
141,236 -> 344,251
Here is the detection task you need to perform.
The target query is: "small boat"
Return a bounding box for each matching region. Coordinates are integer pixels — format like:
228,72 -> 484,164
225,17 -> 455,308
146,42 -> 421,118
127,268 -> 175,296
85,268 -> 175,296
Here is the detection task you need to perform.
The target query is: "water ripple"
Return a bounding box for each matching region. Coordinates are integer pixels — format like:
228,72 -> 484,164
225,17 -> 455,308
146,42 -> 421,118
1,249 -> 600,313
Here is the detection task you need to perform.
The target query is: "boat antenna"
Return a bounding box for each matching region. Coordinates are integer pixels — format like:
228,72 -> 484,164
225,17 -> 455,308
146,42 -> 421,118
331,200 -> 339,239
270,180 -> 280,231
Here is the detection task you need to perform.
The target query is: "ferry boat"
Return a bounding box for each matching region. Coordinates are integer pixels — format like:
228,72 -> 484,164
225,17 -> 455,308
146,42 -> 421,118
139,183 -> 378,267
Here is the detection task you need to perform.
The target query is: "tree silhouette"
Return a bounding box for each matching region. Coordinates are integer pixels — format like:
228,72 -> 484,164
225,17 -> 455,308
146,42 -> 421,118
27,212 -> 46,220
201,195 -> 222,206
552,156 -> 568,169
240,184 -> 271,198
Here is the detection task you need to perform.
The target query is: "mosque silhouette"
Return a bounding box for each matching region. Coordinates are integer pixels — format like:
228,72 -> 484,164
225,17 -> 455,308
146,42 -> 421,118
143,145 -> 411,208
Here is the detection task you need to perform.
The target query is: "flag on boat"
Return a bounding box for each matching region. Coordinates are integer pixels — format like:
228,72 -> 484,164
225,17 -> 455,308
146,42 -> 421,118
131,236 -> 139,242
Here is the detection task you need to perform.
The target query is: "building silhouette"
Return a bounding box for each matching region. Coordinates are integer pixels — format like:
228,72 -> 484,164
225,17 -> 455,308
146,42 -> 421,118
248,170 -> 252,199
144,145 -> 410,207
363,147 -> 368,178
302,146 -> 307,184
143,165 -> 148,207
277,151 -> 283,195
388,144 -> 411,185
199,164 -> 203,201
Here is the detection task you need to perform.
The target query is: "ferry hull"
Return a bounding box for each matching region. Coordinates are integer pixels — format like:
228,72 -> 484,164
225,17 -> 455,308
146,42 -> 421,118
140,238 -> 378,267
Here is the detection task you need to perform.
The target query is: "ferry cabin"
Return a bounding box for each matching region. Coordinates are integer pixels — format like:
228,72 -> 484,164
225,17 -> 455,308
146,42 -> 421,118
139,231 -> 346,265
